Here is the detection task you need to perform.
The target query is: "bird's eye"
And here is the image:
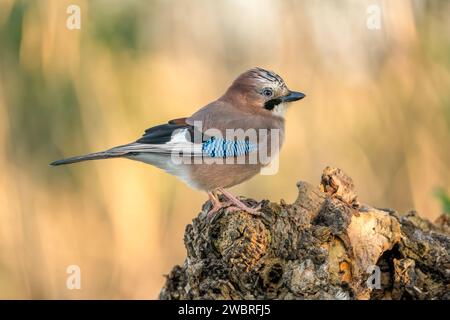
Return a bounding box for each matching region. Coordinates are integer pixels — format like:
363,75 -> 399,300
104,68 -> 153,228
262,88 -> 273,97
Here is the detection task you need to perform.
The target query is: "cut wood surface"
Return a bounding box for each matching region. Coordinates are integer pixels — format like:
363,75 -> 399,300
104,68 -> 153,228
160,167 -> 450,300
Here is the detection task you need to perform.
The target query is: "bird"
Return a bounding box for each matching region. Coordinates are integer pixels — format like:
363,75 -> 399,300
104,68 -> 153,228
51,67 -> 305,217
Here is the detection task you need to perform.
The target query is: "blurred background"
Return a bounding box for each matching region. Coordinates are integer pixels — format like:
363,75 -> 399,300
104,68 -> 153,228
0,0 -> 449,299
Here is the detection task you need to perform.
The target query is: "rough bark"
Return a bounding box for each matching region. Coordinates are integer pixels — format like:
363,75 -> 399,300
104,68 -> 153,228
160,167 -> 450,300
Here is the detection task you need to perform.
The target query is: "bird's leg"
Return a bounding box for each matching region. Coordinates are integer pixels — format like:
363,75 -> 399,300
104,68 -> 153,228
217,188 -> 261,216
206,190 -> 226,219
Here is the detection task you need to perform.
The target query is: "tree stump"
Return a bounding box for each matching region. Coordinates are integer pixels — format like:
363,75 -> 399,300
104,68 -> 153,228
160,167 -> 450,300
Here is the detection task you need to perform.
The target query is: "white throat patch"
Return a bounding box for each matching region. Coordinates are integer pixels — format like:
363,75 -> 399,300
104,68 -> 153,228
272,102 -> 287,117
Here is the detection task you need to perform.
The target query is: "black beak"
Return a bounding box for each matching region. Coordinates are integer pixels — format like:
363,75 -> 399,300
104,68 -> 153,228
281,91 -> 305,102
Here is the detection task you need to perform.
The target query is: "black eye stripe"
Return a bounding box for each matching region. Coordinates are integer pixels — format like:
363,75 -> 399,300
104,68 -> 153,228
264,98 -> 282,110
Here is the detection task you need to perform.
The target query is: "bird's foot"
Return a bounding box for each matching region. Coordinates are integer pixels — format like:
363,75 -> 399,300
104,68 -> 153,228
217,188 -> 261,216
206,201 -> 260,220
224,202 -> 261,216
206,202 -> 227,220
206,200 -> 261,220
206,190 -> 262,221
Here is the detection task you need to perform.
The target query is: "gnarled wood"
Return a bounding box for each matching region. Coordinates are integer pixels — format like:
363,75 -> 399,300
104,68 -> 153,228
160,167 -> 450,300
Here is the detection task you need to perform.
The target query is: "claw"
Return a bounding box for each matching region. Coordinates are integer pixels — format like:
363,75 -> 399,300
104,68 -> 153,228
218,188 -> 261,216
206,189 -> 261,221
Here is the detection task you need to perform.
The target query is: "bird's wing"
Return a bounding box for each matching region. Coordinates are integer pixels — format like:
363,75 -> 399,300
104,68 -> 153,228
115,119 -> 201,155
112,117 -> 257,158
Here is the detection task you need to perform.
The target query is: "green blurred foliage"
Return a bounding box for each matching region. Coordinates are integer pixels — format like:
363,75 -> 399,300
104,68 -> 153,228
435,188 -> 450,215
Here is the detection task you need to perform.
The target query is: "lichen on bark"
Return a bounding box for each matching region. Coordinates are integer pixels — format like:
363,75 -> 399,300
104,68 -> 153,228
160,167 -> 450,300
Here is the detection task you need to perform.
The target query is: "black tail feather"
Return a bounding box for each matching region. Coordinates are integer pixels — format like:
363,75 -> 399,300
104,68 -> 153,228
50,151 -> 122,166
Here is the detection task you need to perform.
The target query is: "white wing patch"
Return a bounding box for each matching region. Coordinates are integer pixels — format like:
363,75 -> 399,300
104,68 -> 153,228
111,128 -> 204,156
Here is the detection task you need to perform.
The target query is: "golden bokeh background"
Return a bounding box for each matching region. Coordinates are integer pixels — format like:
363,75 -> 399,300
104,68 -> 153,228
0,0 -> 449,298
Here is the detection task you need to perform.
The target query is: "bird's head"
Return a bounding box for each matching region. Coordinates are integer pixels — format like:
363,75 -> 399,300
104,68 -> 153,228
221,67 -> 305,117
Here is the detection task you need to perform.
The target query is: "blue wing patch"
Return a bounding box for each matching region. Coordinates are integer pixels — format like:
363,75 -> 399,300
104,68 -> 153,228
202,137 -> 256,158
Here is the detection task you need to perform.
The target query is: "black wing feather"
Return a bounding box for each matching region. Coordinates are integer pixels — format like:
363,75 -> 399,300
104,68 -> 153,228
136,122 -> 194,144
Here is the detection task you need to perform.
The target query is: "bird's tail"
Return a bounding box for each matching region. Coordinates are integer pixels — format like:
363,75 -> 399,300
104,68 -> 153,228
50,142 -> 178,166
50,150 -> 124,166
